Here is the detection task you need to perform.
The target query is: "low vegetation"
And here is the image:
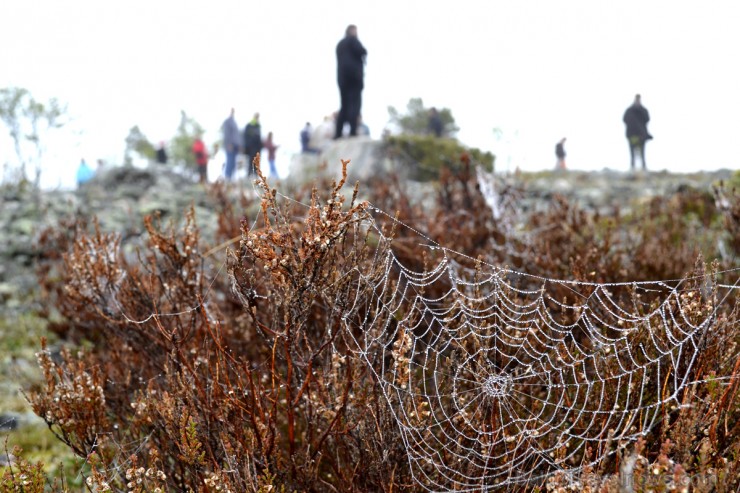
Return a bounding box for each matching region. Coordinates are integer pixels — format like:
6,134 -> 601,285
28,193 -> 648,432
2,158 -> 739,492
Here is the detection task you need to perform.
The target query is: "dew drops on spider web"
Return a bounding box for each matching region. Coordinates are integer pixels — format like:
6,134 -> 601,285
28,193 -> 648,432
339,210 -> 738,490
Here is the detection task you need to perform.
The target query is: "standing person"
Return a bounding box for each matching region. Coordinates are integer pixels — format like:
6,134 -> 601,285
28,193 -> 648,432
243,113 -> 262,175
76,158 -> 94,187
555,138 -> 567,170
334,24 -> 367,139
300,122 -> 310,152
428,107 -> 443,137
263,131 -> 280,178
155,142 -> 168,164
623,94 -> 652,170
221,108 -> 240,181
192,135 -> 209,184
300,122 -> 316,153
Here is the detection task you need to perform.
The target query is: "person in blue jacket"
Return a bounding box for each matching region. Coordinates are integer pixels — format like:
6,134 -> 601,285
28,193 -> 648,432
221,108 -> 240,180
76,158 -> 94,187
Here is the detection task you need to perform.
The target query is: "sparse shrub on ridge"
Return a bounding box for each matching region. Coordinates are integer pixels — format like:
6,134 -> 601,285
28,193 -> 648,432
383,134 -> 494,181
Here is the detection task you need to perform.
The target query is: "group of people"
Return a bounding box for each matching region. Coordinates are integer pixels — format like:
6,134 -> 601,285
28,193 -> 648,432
556,94 -> 654,171
332,24 -> 655,172
220,24 -> 368,177
216,25 -> 367,182
221,110 -> 280,181
226,24 -> 657,182
333,24 -> 654,173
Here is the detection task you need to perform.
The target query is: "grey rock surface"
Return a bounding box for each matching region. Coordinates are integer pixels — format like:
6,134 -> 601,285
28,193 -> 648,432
288,137 -> 398,186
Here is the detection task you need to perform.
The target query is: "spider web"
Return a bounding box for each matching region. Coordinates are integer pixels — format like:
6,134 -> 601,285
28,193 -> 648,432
338,208 -> 739,491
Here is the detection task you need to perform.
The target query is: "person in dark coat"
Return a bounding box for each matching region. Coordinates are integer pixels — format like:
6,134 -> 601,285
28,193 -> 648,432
300,122 -> 319,154
155,142 -> 168,164
428,107 -> 443,137
555,138 -> 566,170
243,113 -> 262,175
623,94 -> 652,170
334,25 -> 367,139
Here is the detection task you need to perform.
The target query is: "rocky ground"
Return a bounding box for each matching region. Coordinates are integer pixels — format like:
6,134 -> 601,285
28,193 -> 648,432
0,142 -> 736,470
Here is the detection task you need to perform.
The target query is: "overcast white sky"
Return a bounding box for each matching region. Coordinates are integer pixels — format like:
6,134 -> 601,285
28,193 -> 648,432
1,0 -> 739,188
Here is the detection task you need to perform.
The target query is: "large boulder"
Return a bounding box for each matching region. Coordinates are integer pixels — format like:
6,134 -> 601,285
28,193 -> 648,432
287,137 -> 395,186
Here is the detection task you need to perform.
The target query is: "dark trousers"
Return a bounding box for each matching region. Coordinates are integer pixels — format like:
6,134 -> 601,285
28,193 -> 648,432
628,137 -> 646,170
197,164 -> 208,184
335,83 -> 362,138
224,148 -> 237,180
245,150 -> 259,175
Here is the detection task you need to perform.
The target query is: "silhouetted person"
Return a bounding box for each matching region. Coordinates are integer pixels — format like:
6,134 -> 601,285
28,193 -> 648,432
428,107 -> 443,137
300,122 -> 319,154
243,113 -> 262,175
221,108 -> 240,181
555,138 -> 566,170
334,24 -> 367,138
623,94 -> 652,170
155,142 -> 168,164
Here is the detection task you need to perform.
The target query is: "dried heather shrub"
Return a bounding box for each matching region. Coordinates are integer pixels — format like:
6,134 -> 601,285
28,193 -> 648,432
20,159 -> 740,492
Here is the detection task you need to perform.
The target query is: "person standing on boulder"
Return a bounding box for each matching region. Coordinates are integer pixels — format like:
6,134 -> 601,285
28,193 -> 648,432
623,94 -> 652,170
334,25 -> 367,139
243,113 -> 262,175
221,108 -> 240,181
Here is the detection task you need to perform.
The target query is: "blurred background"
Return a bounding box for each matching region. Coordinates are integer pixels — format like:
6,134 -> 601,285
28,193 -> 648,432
1,0 -> 738,188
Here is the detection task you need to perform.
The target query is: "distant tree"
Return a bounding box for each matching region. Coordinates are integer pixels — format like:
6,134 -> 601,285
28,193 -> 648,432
0,87 -> 67,184
387,97 -> 459,138
170,110 -> 205,169
123,125 -> 156,165
0,87 -> 29,169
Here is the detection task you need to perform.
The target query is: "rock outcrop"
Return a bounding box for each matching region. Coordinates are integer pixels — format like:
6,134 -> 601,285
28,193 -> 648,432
288,137 -> 396,186
0,164 -> 222,309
